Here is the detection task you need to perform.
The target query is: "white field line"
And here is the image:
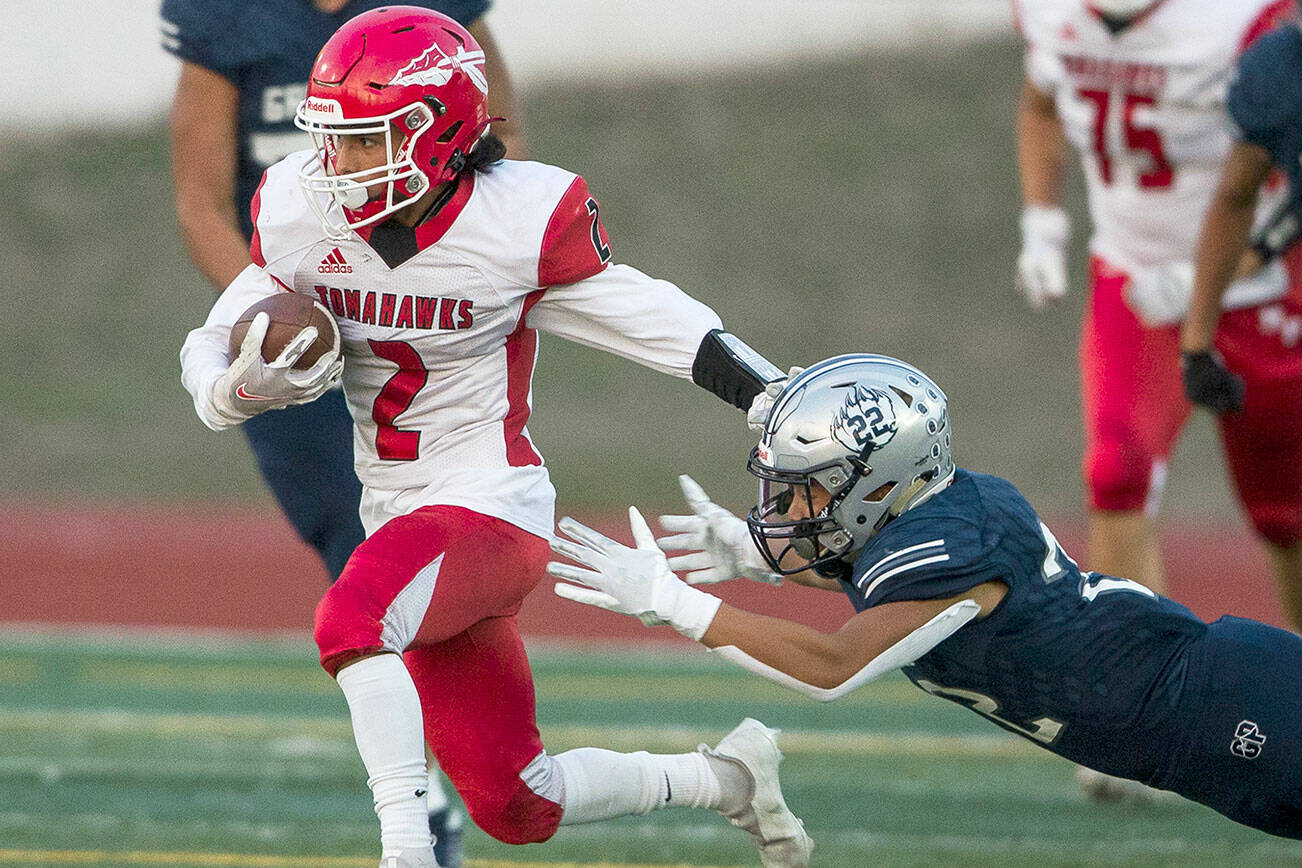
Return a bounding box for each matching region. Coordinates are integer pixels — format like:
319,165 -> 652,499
0,706 -> 1030,759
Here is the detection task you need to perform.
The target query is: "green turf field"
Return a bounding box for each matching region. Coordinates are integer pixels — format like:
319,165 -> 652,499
1,628 -> 1298,868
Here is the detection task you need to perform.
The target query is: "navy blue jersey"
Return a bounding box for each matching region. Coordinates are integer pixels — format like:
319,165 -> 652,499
839,469 -> 1210,783
159,0 -> 490,239
1229,24 -> 1302,202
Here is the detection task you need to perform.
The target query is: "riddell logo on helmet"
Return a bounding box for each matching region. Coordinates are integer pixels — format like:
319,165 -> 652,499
318,248 -> 353,273
303,97 -> 342,116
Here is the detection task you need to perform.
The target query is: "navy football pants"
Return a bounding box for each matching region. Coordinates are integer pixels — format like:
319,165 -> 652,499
241,387 -> 365,581
1163,616 -> 1302,838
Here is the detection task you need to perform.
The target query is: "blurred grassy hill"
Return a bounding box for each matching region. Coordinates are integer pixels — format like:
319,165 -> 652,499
0,37 -> 1238,522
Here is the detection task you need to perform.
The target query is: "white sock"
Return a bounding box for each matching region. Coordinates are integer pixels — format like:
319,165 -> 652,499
553,748 -> 722,825
335,654 -> 432,855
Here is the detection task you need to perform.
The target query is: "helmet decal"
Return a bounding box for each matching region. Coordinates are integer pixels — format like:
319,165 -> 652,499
831,385 -> 897,454
390,43 -> 489,94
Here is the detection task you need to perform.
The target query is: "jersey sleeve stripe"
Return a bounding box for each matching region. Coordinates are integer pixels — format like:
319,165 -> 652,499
1239,0 -> 1297,54
503,289 -> 546,467
855,539 -> 947,588
249,169 -> 270,268
859,554 -> 953,598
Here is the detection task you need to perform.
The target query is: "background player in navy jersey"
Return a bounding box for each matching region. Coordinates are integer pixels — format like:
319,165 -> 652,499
1181,13 -> 1302,629
159,1 -> 522,862
550,354 -> 1302,839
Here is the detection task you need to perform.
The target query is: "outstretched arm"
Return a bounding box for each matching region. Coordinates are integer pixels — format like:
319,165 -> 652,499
526,265 -> 782,409
700,589 -> 999,700
549,510 -> 1005,701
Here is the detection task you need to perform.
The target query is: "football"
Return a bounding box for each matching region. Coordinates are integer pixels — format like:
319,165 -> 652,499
228,293 -> 339,370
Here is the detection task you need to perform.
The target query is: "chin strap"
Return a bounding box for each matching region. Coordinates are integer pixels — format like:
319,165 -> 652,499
708,599 -> 981,702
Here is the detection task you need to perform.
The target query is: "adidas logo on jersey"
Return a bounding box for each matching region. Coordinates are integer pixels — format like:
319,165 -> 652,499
318,248 -> 353,274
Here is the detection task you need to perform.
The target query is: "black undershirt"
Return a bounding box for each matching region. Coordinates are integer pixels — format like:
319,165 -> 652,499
366,180 -> 460,269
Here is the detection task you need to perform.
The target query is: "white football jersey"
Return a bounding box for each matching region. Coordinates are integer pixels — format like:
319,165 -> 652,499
1016,0 -> 1290,272
181,153 -> 723,538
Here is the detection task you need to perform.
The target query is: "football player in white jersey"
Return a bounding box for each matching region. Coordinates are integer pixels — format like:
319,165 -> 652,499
179,8 -> 811,868
1013,0 -> 1300,605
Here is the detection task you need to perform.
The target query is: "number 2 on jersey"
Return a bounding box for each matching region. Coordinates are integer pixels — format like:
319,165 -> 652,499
369,339 -> 427,461
1078,89 -> 1173,188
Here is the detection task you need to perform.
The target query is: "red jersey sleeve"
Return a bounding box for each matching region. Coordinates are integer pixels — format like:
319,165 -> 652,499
538,176 -> 614,287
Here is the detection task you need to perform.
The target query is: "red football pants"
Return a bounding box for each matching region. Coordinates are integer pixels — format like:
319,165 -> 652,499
314,505 -> 563,843
1081,254 -> 1302,546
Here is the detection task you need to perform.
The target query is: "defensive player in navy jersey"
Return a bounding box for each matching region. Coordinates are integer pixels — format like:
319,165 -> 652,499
159,2 -> 521,862
549,354 -> 1302,839
1181,15 -> 1302,630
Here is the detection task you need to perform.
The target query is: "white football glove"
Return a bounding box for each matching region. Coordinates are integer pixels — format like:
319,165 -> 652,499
212,312 -> 344,425
1016,205 -> 1070,309
746,365 -> 804,433
657,474 -> 781,586
548,507 -> 722,641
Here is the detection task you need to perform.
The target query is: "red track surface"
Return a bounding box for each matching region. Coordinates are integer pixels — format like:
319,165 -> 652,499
2,503 -> 1287,639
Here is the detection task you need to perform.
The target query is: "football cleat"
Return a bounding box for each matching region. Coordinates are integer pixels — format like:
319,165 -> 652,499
700,718 -> 813,868
429,806 -> 463,868
378,849 -> 439,868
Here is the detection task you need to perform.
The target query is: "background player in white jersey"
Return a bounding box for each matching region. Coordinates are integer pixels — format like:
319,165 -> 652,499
1013,0 -> 1299,603
179,8 -> 810,868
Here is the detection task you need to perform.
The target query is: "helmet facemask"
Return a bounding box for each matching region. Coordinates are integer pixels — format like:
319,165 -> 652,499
296,102 -> 436,238
746,355 -> 956,576
290,8 -> 495,238
747,453 -> 866,574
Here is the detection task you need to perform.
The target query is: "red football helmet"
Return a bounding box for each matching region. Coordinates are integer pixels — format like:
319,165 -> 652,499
294,6 -> 492,235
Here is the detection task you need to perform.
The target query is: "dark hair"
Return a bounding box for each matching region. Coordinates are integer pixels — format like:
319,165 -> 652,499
466,132 -> 506,174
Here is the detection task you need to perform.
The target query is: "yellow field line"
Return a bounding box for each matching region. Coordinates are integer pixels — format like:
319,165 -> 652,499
0,852 -> 735,868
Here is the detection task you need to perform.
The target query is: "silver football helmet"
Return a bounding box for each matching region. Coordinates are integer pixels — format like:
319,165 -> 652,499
746,354 -> 955,574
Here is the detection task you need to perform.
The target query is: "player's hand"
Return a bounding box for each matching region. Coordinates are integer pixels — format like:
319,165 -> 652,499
548,507 -> 722,641
213,312 -> 344,423
657,475 -> 781,586
1016,205 -> 1070,309
1126,261 -> 1193,326
747,365 -> 804,432
1181,349 -> 1245,414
